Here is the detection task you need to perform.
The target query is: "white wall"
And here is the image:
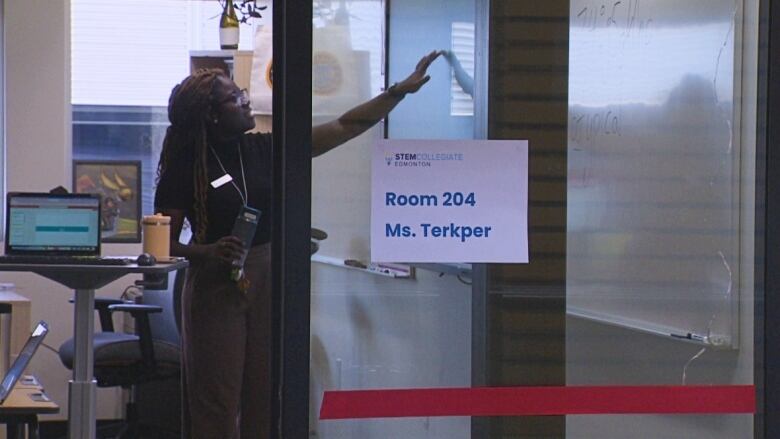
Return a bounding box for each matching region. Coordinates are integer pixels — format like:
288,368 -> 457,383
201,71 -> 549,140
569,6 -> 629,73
4,0 -> 138,421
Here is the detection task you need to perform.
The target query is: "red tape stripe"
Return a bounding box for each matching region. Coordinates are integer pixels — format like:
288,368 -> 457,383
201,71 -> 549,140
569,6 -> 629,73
320,385 -> 755,419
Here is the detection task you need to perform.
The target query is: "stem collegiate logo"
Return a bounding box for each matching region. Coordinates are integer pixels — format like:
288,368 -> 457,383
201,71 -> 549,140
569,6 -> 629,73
384,152 -> 465,168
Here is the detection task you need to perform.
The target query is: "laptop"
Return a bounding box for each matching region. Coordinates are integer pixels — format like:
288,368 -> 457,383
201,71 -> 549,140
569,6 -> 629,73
0,192 -> 128,265
0,320 -> 48,404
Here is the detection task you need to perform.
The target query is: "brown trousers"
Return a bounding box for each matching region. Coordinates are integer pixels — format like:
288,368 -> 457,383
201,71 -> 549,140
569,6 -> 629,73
181,244 -> 272,439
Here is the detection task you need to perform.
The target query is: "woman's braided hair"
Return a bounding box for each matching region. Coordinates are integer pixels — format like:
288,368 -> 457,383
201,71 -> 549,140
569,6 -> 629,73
157,68 -> 225,244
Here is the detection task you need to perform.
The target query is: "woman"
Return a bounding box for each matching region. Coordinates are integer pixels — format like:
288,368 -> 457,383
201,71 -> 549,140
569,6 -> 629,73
154,50 -> 441,438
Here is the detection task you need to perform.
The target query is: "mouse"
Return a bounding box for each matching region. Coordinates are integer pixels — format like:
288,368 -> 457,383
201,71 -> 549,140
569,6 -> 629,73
136,253 -> 157,266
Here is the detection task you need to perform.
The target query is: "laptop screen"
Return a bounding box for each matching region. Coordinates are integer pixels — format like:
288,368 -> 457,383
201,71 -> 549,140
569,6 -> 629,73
0,321 -> 48,404
5,193 -> 101,256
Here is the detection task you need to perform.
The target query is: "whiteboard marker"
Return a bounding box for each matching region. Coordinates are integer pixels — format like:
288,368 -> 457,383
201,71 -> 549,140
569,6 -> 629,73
688,333 -> 707,343
670,333 -> 707,343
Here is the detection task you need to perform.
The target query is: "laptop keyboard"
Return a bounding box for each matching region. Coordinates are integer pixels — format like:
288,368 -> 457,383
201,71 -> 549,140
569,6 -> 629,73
0,255 -> 130,266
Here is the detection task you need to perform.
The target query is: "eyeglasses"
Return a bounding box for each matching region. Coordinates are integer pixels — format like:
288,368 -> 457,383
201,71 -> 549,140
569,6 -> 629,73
216,88 -> 250,107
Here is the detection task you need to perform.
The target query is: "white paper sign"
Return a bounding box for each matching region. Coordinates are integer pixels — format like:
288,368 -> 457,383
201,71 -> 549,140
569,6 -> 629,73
371,139 -> 529,263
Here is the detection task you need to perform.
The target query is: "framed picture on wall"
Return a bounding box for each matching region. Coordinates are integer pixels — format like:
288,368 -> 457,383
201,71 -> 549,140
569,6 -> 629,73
73,160 -> 142,243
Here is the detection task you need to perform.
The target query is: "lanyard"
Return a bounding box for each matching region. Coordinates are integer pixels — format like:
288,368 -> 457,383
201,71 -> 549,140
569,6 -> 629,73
209,143 -> 248,207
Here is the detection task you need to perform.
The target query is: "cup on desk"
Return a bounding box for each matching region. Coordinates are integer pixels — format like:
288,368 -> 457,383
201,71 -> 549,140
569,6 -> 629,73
141,214 -> 171,261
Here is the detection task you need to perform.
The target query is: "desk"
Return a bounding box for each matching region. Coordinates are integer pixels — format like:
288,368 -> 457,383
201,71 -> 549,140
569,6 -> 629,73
0,261 -> 187,439
0,382 -> 58,439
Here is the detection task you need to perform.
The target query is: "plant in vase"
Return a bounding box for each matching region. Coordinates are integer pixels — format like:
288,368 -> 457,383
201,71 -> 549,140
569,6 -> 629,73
219,0 -> 268,50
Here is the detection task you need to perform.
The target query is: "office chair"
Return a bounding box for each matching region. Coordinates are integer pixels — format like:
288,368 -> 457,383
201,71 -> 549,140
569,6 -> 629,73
58,269 -> 185,439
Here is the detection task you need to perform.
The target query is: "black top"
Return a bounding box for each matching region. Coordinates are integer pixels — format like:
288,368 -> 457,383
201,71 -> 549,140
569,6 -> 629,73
154,132 -> 272,246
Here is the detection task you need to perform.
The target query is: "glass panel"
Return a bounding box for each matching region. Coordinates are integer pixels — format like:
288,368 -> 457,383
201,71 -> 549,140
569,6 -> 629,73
487,0 -> 759,437
564,0 -> 759,436
69,0 -> 271,433
387,0 -> 476,138
71,0 -> 257,217
310,0 -> 475,437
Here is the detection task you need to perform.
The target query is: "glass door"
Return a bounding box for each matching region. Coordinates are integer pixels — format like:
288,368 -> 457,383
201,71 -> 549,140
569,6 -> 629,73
307,1 -> 478,438
280,0 -> 768,437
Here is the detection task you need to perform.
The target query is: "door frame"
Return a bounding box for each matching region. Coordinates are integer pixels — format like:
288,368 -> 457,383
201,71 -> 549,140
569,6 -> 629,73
271,0 -> 313,437
757,0 -> 778,437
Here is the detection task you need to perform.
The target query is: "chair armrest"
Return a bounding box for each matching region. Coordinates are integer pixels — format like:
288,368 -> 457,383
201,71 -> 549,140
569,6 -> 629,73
95,297 -> 126,306
68,297 -> 127,332
107,304 -> 162,315
107,304 -> 163,369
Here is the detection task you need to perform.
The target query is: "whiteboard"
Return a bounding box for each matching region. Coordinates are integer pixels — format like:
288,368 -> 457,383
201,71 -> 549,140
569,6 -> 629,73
566,0 -> 742,347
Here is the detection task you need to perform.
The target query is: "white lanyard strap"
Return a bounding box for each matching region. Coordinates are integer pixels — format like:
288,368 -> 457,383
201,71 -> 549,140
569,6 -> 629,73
209,143 -> 248,206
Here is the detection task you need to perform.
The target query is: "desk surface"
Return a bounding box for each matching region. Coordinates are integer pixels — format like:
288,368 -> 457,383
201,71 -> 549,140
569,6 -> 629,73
0,260 -> 187,272
0,386 -> 58,415
0,260 -> 188,290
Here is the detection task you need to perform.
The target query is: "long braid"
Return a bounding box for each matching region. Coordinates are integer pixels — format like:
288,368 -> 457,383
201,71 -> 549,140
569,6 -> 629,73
157,68 -> 225,244
192,124 -> 211,244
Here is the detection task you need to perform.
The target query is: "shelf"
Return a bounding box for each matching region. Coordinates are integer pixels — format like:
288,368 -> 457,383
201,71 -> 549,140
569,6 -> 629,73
189,50 -> 252,58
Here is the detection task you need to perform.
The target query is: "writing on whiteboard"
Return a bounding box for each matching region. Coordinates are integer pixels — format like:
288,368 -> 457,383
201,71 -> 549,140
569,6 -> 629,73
575,0 -> 654,37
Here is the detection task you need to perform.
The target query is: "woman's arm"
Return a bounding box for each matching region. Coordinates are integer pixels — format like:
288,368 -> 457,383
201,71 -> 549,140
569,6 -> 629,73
311,50 -> 442,157
159,208 -> 244,264
443,50 -> 474,96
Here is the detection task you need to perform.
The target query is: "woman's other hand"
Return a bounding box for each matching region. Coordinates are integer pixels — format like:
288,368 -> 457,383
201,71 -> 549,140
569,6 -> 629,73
208,236 -> 246,264
392,50 -> 443,96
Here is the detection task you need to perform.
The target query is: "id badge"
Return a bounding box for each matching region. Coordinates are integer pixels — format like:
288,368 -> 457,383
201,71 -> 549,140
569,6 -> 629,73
211,174 -> 233,188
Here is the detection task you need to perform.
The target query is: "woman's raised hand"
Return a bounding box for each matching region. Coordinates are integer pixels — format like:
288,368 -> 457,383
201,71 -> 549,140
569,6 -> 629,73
391,50 -> 443,96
